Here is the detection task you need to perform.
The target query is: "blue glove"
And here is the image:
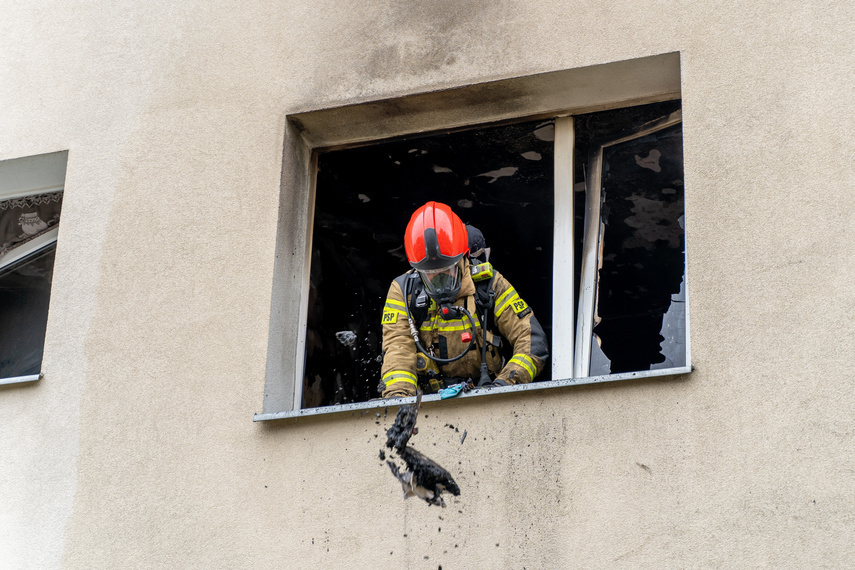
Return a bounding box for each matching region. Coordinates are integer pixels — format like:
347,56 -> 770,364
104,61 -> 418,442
440,383 -> 465,399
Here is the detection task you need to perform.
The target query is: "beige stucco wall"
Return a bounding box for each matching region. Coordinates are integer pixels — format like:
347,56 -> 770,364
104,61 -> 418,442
1,0 -> 854,567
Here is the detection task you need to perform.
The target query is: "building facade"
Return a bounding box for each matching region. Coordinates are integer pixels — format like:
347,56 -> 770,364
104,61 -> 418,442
2,1 -> 854,567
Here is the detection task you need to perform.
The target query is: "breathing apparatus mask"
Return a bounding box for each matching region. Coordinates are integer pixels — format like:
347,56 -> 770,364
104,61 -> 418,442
417,260 -> 462,313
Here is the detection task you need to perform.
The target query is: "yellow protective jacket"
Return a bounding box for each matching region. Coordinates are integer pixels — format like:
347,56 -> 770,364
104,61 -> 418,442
380,260 -> 549,398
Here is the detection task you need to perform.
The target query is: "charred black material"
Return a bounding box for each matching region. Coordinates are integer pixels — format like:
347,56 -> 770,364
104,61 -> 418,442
385,404 -> 419,451
383,393 -> 459,506
386,460 -> 405,481
398,446 -> 461,497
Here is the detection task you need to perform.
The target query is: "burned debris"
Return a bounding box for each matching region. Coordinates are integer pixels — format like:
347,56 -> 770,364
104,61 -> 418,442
385,397 -> 421,452
383,393 -> 460,507
388,447 -> 461,507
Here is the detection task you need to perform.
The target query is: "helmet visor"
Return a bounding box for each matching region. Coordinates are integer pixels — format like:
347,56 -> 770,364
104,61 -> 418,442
418,263 -> 460,301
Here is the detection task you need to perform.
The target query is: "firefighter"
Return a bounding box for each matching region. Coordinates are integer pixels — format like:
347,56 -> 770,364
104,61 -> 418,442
380,201 -> 549,398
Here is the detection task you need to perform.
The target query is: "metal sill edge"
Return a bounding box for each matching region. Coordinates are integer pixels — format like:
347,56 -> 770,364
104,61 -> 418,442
0,373 -> 42,386
253,365 -> 692,422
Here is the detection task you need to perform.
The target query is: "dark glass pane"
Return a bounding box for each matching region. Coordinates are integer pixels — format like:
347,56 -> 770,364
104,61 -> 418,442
308,119 -> 555,407
0,243 -> 57,378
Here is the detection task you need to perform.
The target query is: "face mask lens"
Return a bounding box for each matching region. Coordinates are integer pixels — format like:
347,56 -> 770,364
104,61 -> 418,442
419,264 -> 459,298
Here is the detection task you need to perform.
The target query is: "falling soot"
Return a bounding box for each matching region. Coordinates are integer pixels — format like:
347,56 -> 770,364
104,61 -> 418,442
335,330 -> 358,347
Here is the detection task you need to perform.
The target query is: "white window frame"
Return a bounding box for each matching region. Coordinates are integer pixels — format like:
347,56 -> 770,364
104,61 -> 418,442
256,53 -> 689,420
0,150 -> 67,385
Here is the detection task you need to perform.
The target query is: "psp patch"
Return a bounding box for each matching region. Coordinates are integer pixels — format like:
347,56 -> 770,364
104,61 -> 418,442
511,298 -> 528,315
382,310 -> 398,324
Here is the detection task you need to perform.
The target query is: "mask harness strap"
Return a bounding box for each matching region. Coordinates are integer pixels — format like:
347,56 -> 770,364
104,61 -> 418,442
477,273 -> 495,386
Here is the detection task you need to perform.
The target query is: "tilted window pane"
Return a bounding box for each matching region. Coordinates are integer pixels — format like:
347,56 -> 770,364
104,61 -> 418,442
0,243 -> 57,378
593,120 -> 685,374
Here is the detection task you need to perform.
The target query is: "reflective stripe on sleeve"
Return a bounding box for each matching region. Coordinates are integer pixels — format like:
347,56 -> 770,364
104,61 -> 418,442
382,299 -> 408,324
382,370 -> 418,387
384,300 -> 408,316
494,287 -> 515,308
494,288 -> 521,318
509,354 -> 537,378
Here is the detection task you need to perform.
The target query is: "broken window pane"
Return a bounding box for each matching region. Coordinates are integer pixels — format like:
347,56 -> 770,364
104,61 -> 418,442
576,102 -> 685,375
308,119 -> 555,407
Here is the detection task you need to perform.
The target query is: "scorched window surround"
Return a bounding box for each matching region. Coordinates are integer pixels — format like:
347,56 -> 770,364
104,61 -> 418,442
255,52 -> 689,420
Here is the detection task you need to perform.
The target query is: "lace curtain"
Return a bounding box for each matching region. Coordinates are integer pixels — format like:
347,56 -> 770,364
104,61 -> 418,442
0,191 -> 63,257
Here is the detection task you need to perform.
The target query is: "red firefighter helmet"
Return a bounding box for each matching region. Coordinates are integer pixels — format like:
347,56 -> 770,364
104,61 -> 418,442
405,201 -> 469,302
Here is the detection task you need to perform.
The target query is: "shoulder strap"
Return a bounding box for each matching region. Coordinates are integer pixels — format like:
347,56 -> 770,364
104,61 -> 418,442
394,272 -> 430,328
473,279 -> 494,312
473,274 -> 496,334
470,262 -> 496,315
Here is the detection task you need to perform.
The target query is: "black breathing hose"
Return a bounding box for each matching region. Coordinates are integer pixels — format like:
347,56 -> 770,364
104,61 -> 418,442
477,274 -> 496,386
404,272 -> 476,364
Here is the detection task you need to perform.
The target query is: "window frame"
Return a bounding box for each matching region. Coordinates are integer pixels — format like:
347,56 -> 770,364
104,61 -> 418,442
256,53 -> 690,421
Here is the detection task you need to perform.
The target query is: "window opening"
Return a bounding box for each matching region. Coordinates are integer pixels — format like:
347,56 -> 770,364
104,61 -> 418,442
306,118 -> 555,407
0,191 -> 63,382
299,100 -> 686,410
0,243 -> 57,379
0,151 -> 65,384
